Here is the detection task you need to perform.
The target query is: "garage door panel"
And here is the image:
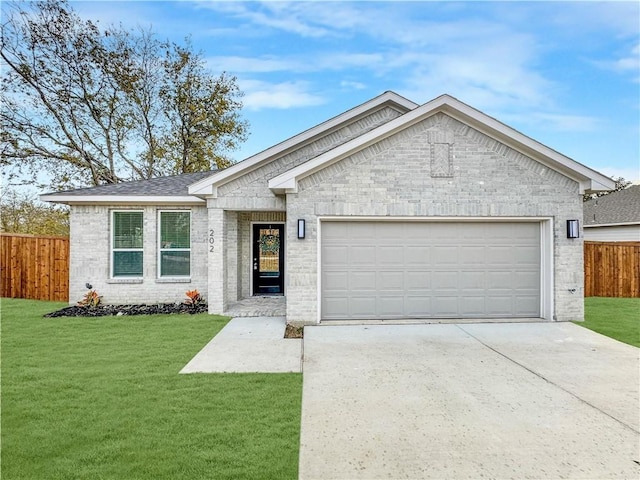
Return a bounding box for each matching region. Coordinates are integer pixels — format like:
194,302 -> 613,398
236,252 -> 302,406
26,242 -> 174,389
515,246 -> 541,264
485,271 -> 515,289
377,271 -> 404,290
351,246 -> 376,265
321,221 -> 541,320
485,296 -> 514,315
486,245 -> 517,263
378,245 -> 403,265
431,271 -> 459,289
459,246 -> 486,264
377,296 -> 404,316
459,271 -> 486,289
323,297 -> 350,317
433,246 -> 458,264
323,271 -> 348,290
322,245 -> 349,264
432,296 -> 460,316
349,297 -> 377,317
406,271 -> 431,289
349,271 -> 376,290
406,296 -> 432,315
405,245 -> 431,265
459,296 -> 486,316
515,296 -> 539,316
512,271 -> 540,289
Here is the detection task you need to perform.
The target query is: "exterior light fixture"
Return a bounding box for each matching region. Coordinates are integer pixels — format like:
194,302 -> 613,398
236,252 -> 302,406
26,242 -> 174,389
297,219 -> 306,239
566,220 -> 579,239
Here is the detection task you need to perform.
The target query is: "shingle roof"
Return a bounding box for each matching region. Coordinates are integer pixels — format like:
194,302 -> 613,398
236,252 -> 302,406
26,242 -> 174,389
583,185 -> 640,226
43,171 -> 216,197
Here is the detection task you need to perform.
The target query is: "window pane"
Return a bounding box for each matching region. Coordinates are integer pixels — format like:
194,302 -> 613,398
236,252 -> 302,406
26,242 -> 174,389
160,212 -> 190,249
114,212 -> 143,248
160,251 -> 190,276
113,251 -> 143,276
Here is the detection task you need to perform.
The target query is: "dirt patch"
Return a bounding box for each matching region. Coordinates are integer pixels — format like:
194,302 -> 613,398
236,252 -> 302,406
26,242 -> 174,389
44,303 -> 208,317
284,324 -> 304,339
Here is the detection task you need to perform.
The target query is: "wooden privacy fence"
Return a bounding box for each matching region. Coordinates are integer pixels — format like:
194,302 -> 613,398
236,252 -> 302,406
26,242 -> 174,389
584,241 -> 640,298
1,233 -> 70,302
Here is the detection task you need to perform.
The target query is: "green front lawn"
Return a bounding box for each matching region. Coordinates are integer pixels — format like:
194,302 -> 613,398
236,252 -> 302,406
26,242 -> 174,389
576,297 -> 640,348
1,298 -> 302,480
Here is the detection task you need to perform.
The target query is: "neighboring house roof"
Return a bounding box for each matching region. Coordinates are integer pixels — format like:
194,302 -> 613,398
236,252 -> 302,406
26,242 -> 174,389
583,185 -> 640,227
41,171 -> 214,205
268,94 -> 615,194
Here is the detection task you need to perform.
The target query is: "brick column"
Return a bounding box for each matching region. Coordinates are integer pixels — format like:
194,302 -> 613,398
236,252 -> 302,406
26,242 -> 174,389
207,207 -> 225,314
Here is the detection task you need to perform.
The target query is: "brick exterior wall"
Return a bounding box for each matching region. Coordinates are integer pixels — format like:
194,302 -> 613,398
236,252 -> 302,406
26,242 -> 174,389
69,110 -> 586,324
68,204 -> 208,305
285,112 -> 584,323
214,106 -> 404,205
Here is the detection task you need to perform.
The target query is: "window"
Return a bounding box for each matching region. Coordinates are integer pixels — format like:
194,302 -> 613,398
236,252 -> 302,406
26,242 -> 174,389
112,211 -> 143,277
159,211 -> 191,277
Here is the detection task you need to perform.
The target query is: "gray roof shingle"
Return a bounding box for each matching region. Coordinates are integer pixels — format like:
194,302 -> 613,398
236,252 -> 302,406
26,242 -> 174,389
583,185 -> 640,225
43,171 -> 217,197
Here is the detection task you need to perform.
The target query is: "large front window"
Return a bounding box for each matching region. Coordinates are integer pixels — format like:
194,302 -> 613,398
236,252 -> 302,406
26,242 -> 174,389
112,211 -> 143,277
159,211 -> 191,277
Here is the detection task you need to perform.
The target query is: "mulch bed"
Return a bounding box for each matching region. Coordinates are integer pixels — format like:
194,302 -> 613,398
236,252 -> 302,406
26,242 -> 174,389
284,324 -> 304,339
44,303 -> 208,318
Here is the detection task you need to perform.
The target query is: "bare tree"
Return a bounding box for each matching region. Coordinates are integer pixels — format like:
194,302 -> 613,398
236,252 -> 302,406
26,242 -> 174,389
1,0 -> 247,190
583,176 -> 631,202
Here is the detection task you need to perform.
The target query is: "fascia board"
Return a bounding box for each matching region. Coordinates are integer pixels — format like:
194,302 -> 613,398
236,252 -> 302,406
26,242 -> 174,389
268,96 -> 452,191
188,91 -> 419,196
437,99 -> 616,192
269,94 -> 616,194
40,194 -> 206,205
584,222 -> 640,228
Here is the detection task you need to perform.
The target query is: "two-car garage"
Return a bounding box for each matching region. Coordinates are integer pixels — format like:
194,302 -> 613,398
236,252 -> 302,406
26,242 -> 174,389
320,220 -> 547,321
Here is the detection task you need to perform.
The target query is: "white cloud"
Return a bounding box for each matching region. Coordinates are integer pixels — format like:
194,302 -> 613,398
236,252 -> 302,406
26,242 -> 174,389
240,80 -> 326,110
523,113 -> 601,133
206,55 -> 297,74
591,43 -> 640,81
194,1 -> 337,38
340,80 -> 367,91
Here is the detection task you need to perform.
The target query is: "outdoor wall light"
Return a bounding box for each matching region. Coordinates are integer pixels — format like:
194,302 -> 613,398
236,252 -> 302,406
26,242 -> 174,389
566,219 -> 579,239
297,219 -> 306,239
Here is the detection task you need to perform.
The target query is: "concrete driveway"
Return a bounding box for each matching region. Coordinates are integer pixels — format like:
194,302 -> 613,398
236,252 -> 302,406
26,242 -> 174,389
299,322 -> 639,479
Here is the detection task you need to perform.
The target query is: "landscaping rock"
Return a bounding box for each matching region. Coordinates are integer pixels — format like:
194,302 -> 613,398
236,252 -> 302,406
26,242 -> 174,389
44,303 -> 208,318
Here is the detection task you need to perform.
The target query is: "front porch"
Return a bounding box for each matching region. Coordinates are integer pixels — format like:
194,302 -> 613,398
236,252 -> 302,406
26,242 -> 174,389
223,295 -> 286,317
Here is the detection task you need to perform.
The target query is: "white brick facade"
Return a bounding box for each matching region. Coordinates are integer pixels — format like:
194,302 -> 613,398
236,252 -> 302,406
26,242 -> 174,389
69,205 -> 208,305
58,93 -> 613,324
285,113 -> 584,323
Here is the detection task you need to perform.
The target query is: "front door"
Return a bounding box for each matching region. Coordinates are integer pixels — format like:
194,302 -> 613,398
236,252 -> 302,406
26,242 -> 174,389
252,224 -> 284,295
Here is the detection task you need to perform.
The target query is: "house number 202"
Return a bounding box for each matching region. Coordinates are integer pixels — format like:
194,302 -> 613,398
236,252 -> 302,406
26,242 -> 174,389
209,229 -> 215,253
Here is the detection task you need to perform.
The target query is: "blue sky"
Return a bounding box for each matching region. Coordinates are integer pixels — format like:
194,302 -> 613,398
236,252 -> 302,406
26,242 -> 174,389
74,1 -> 640,182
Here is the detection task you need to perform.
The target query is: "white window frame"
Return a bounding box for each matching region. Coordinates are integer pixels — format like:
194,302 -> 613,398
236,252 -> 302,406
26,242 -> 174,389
110,210 -> 144,279
157,209 -> 191,279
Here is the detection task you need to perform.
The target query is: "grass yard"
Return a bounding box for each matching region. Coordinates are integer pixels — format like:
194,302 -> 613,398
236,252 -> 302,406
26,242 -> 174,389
1,298 -> 302,480
577,297 -> 640,348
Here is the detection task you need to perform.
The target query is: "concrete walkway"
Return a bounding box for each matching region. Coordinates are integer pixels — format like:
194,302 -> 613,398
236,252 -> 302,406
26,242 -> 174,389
179,316 -> 302,373
300,322 -> 640,479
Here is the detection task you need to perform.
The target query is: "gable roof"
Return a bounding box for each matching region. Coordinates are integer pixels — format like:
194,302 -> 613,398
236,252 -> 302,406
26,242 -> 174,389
41,171 -> 214,205
187,91 -> 418,196
583,185 -> 640,227
268,94 -> 616,195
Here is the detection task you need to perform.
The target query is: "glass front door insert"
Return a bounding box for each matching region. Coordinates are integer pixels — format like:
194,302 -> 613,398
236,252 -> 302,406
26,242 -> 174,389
252,224 -> 284,295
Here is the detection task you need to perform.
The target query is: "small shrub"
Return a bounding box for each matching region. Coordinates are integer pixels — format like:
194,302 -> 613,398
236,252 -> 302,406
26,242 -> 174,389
184,289 -> 204,307
78,289 -> 102,308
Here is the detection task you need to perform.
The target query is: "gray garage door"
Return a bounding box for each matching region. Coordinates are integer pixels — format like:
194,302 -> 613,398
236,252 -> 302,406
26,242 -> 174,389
321,221 -> 541,320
